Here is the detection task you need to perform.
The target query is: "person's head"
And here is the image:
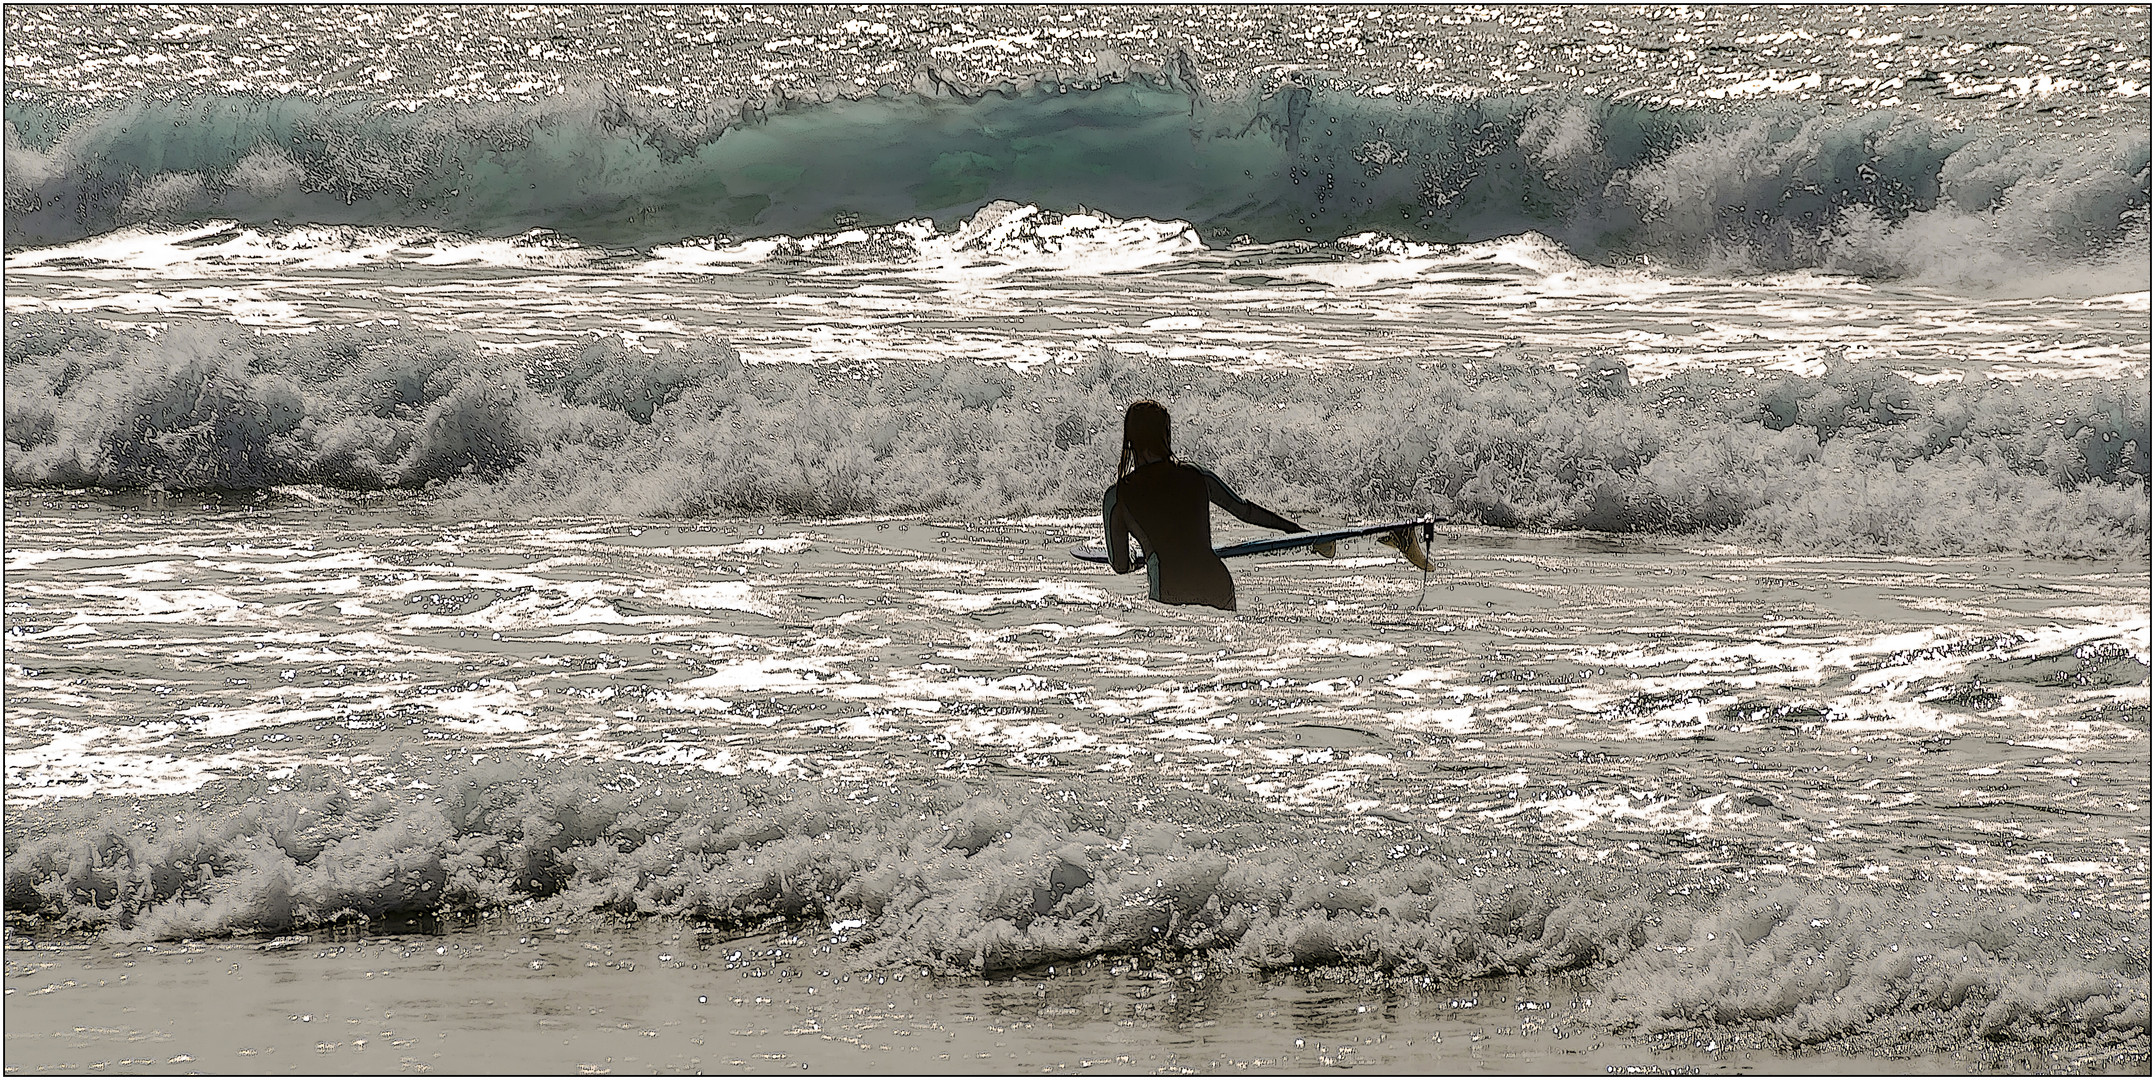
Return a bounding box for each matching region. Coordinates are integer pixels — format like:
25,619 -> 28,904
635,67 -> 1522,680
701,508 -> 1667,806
1119,399 -> 1172,476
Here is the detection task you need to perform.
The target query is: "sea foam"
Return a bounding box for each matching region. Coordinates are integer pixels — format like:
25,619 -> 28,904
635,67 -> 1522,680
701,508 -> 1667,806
5,313 -> 2146,558
4,758 -> 2142,1052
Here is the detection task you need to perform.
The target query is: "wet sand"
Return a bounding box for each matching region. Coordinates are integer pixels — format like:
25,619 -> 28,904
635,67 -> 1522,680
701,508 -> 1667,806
7,919 -> 2118,1075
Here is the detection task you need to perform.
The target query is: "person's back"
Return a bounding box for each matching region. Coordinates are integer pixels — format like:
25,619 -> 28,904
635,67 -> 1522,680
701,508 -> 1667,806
1103,400 -> 1304,612
1112,459 -> 1237,608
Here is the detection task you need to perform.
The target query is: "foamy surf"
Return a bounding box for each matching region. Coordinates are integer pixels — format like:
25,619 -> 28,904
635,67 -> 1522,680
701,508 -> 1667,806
5,311 -> 2146,557
5,6 -> 2149,1070
6,504 -> 2143,1058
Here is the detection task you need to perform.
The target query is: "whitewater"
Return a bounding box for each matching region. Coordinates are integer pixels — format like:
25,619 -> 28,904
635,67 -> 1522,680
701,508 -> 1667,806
4,4 -> 2150,1073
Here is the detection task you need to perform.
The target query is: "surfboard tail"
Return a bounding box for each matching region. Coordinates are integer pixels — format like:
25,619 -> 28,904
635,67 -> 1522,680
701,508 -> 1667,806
1378,525 -> 1433,571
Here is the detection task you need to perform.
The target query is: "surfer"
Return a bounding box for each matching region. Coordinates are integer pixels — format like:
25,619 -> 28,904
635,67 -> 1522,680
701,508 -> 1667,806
1103,399 -> 1307,611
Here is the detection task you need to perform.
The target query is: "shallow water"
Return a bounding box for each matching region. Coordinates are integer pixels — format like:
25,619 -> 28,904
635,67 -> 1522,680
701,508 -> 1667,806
4,920 -> 2125,1075
7,497 -> 2145,874
5,493 -> 2148,1060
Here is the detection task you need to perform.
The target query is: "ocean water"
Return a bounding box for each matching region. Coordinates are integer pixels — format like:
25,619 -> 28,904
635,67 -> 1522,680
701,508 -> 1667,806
4,4 -> 2150,1071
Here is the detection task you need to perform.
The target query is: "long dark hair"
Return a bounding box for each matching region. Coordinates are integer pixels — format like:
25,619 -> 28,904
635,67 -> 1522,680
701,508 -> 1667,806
1117,399 -> 1172,479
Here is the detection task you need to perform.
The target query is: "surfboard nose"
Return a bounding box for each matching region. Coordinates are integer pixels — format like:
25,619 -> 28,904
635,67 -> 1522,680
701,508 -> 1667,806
1378,526 -> 1434,572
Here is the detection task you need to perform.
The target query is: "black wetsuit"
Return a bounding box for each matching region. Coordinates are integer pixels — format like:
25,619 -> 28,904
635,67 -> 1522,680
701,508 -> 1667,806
1103,460 -> 1301,611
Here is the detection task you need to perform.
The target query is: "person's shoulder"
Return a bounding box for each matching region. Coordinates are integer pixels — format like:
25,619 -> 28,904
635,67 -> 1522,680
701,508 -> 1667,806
1154,460 -> 1215,486
1121,459 -> 1209,488
1123,459 -> 1186,478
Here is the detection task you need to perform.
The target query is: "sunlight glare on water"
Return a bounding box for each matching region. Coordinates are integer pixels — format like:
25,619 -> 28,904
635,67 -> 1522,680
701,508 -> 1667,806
7,498 -> 2144,911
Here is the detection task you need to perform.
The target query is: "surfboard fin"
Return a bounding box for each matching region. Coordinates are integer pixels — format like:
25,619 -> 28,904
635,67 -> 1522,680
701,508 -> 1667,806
1311,540 -> 1337,558
1378,525 -> 1433,572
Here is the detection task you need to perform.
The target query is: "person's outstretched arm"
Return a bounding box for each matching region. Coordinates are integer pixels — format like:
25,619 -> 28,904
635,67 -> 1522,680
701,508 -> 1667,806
1199,467 -> 1304,533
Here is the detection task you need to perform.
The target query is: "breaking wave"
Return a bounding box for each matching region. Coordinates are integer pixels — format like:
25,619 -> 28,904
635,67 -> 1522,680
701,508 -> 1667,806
4,758 -> 2145,1053
6,77 -> 2148,286
1,201 -> 1215,279
5,313 -> 2147,557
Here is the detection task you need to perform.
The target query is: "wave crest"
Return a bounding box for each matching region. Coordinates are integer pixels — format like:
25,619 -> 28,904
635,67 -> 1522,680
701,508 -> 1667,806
7,81 -> 2146,288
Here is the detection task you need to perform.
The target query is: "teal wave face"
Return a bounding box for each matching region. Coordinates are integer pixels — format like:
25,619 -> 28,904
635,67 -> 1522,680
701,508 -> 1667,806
5,81 -> 1645,248
8,81 -> 2147,272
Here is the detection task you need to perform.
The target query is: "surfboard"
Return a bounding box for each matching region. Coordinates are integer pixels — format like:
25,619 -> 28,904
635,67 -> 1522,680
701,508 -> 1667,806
1071,519 -> 1435,571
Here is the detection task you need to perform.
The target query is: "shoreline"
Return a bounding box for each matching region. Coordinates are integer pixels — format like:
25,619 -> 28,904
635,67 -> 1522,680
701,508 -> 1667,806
5,919 -> 2143,1075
